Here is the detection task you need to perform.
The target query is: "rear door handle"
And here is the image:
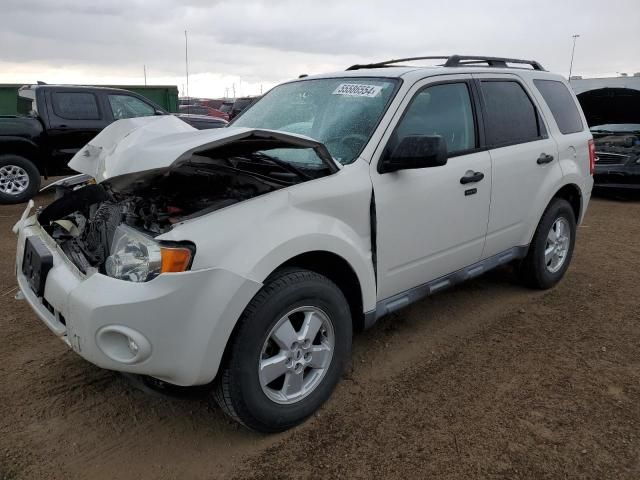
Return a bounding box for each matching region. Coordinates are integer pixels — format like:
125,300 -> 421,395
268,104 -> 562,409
460,170 -> 485,184
537,153 -> 554,165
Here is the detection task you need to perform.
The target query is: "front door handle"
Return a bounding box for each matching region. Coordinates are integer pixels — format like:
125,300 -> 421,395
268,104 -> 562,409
460,170 -> 485,184
537,153 -> 554,165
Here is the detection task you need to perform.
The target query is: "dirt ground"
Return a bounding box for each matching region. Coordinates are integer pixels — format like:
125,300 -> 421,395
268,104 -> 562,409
1,192 -> 639,480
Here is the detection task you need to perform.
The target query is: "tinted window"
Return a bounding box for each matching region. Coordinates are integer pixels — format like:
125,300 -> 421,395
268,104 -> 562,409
108,94 -> 156,120
393,83 -> 476,154
52,92 -> 100,120
481,81 -> 542,146
533,79 -> 583,134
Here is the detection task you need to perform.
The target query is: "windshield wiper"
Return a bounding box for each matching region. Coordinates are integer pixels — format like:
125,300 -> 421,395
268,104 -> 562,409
249,152 -> 314,180
187,160 -> 297,186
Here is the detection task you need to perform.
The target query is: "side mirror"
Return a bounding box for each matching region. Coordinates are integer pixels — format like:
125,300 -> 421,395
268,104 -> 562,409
379,135 -> 448,173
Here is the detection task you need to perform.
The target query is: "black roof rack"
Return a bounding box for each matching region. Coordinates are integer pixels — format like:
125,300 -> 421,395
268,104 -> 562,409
346,55 -> 545,71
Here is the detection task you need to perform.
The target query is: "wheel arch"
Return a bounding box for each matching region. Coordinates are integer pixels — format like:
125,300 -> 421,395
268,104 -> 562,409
551,183 -> 582,223
278,250 -> 366,332
0,139 -> 43,172
212,249 -> 369,386
523,181 -> 584,250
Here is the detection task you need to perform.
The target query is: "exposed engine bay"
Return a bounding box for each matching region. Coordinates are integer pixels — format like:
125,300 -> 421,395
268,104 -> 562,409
593,134 -> 640,162
39,150 -> 330,273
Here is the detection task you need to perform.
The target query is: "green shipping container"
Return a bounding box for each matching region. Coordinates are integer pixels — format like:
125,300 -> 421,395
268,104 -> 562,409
0,83 -> 179,115
0,84 -> 23,115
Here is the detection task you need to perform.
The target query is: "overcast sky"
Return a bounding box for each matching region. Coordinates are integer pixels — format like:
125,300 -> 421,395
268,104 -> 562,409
2,0 -> 639,98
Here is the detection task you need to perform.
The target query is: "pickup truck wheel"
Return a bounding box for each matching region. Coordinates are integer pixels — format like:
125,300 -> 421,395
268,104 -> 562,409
213,268 -> 352,432
0,155 -> 41,204
519,198 -> 576,289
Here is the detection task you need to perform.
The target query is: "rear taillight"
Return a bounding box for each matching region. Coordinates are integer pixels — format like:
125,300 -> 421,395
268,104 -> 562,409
588,139 -> 595,175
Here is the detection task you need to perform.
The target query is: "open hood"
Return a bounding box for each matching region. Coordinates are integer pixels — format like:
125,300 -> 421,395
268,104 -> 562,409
577,88 -> 640,127
68,115 -> 338,182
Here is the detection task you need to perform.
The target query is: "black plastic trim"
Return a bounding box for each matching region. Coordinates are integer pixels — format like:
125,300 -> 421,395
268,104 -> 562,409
363,245 -> 529,329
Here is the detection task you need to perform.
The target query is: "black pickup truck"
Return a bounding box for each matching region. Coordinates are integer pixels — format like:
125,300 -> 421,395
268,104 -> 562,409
0,84 -> 227,204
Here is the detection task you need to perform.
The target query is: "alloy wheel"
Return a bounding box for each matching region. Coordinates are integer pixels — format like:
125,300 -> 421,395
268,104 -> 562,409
545,217 -> 571,273
258,306 -> 335,405
0,165 -> 30,195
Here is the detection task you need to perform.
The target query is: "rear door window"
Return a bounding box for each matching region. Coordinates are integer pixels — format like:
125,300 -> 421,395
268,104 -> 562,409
480,80 -> 544,147
51,92 -> 100,120
533,79 -> 584,134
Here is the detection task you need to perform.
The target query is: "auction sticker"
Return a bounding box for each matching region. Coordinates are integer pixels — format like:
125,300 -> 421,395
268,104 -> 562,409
333,83 -> 383,97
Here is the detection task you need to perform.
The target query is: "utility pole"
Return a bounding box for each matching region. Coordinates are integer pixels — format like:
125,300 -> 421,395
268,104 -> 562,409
568,34 -> 580,82
143,65 -> 147,86
184,30 -> 190,101
232,83 -> 236,99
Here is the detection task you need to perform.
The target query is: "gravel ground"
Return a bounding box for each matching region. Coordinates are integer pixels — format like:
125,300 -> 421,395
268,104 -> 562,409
0,192 -> 639,480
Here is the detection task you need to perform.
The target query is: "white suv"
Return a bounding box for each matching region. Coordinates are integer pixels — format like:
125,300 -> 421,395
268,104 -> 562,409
15,55 -> 594,432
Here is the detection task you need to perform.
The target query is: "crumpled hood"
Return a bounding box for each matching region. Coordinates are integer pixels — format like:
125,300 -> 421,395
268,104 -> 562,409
68,115 -> 338,182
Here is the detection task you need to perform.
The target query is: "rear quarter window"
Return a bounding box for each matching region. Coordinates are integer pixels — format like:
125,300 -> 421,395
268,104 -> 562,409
533,79 -> 584,134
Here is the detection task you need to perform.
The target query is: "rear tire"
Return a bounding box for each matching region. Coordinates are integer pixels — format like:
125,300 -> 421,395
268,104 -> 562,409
213,268 -> 352,432
519,198 -> 576,289
0,155 -> 41,204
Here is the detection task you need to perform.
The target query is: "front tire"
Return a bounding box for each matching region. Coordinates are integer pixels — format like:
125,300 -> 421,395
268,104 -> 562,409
0,155 -> 41,204
214,268 -> 352,432
519,198 -> 576,289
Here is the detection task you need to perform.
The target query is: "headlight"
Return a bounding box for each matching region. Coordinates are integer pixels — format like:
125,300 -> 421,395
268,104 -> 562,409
105,225 -> 193,282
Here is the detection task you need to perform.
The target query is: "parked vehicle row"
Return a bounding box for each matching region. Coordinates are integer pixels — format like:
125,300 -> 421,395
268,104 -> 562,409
178,104 -> 229,121
228,96 -> 261,120
0,85 -> 227,203
14,55 -> 593,432
178,96 -> 261,121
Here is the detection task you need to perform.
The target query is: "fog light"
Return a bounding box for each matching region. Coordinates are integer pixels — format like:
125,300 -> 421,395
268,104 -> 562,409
96,326 -> 151,364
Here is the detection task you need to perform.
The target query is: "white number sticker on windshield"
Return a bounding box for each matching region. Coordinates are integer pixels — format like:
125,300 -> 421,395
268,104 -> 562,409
332,83 -> 383,98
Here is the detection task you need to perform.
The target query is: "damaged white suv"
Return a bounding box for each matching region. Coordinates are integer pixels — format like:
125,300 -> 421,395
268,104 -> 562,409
15,55 -> 594,432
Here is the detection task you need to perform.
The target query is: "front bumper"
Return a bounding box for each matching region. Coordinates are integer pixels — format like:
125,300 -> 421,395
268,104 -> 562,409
15,215 -> 262,386
594,164 -> 640,190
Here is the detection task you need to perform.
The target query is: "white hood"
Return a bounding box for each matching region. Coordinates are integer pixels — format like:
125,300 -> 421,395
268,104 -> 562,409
68,116 -> 338,182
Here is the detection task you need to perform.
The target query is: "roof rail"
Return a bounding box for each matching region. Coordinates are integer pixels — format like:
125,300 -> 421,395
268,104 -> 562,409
346,55 -> 545,71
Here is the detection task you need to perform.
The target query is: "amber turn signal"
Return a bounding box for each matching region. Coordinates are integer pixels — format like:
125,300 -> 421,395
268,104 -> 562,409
160,247 -> 192,273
